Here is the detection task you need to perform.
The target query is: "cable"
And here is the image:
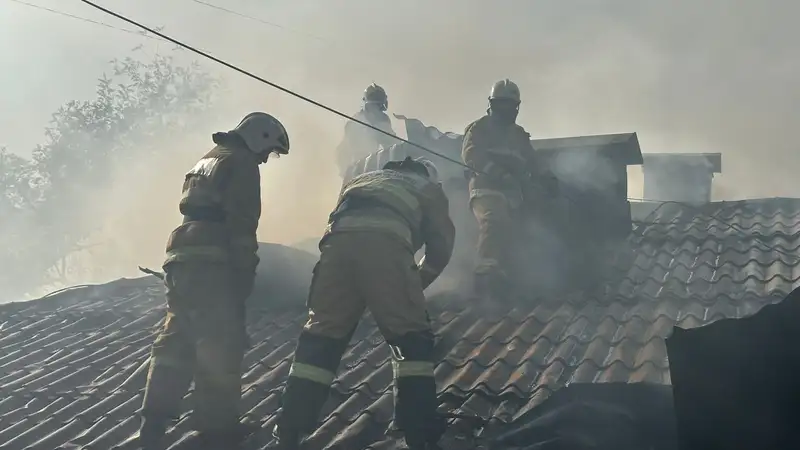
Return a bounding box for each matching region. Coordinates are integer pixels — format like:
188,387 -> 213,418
78,0 -> 796,264
190,0 -> 330,43
8,0 -> 161,40
11,0 -> 213,53
78,0 -> 474,173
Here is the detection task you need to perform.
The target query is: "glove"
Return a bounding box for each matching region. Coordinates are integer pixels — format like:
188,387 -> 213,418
417,256 -> 441,291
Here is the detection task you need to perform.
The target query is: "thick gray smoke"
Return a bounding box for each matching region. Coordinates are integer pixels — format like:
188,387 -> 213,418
1,0 -> 798,298
551,152 -> 619,192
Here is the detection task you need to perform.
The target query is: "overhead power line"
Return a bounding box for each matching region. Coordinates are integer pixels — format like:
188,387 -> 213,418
10,2 -> 783,265
190,0 -> 330,43
8,0 -> 161,40
186,0 -> 792,261
75,0 -> 799,264
78,0 -> 471,171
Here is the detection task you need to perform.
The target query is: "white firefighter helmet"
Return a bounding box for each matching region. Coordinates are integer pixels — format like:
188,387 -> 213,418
489,79 -> 521,103
363,83 -> 388,110
231,112 -> 290,156
415,157 -> 440,184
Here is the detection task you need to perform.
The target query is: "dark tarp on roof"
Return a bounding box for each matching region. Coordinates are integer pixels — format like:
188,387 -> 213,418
486,382 -> 677,450
667,285 -> 800,450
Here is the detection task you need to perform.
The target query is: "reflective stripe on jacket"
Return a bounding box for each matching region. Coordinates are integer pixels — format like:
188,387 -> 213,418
323,169 -> 456,279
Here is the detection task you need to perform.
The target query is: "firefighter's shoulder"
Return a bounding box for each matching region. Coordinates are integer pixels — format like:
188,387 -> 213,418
512,123 -> 532,140
186,145 -> 230,177
215,144 -> 255,168
374,110 -> 392,124
463,115 -> 491,135
351,109 -> 369,121
199,144 -> 257,179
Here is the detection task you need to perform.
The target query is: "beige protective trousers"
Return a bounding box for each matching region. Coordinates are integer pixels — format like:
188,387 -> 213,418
141,262 -> 248,432
278,232 -> 444,446
470,194 -> 516,278
304,232 -> 430,339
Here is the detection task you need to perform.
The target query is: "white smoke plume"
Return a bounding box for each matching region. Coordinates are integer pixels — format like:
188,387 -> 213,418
1,0 -> 798,299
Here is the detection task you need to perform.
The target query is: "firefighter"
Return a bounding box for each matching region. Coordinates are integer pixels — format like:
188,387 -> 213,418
462,79 -> 538,300
135,112 -> 290,449
273,157 -> 455,450
335,83 -> 398,176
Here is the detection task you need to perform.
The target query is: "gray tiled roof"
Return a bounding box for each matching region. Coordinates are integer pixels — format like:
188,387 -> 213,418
1,198 -> 799,450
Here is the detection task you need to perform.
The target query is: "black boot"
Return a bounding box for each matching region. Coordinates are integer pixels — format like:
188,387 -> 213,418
404,412 -> 447,450
134,415 -> 169,450
193,422 -> 259,449
270,424 -> 302,450
390,331 -> 446,450
405,438 -> 444,450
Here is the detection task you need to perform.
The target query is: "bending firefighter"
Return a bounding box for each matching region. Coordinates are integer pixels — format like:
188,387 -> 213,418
335,83 -> 398,177
274,157 -> 456,450
135,112 -> 290,449
462,79 -> 538,299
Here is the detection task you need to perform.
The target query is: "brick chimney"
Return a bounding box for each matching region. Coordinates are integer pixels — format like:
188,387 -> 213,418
643,153 -> 722,203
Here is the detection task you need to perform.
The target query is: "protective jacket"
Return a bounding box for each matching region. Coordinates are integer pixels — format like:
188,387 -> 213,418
324,168 -> 455,287
163,144 -> 261,276
462,115 -> 537,208
336,109 -> 397,175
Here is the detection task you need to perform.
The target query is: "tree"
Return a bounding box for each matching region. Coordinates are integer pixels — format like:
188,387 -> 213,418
0,50 -> 221,301
0,147 -> 39,213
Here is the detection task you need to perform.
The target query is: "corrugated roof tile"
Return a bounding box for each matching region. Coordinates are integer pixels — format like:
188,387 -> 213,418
1,198 -> 799,449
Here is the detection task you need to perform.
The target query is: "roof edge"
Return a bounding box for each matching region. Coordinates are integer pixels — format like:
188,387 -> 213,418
643,153 -> 722,173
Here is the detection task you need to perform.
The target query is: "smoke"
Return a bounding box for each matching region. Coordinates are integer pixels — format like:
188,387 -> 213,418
47,97 -> 345,286
551,151 -> 619,192
2,0 -> 799,295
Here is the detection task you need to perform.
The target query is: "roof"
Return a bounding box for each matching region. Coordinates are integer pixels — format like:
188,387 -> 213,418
533,133 -> 643,166
2,198 -> 799,450
642,153 -> 723,173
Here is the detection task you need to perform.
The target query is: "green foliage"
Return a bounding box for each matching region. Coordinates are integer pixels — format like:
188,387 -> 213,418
0,51 -> 220,301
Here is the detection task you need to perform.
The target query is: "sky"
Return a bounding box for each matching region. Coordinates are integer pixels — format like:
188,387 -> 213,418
1,0 -> 799,285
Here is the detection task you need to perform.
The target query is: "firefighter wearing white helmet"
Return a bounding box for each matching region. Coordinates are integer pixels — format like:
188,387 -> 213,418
135,112 -> 290,449
462,79 -> 539,300
275,156 -> 455,450
363,82 -> 389,111
335,83 -> 398,176
231,111 -> 290,160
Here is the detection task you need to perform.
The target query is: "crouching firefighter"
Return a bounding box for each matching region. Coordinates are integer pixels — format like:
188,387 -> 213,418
134,112 -> 290,449
274,157 -> 456,450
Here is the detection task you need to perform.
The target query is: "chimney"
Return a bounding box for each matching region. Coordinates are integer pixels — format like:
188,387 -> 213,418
531,133 -> 643,291
534,132 -> 643,240
642,153 -> 722,203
